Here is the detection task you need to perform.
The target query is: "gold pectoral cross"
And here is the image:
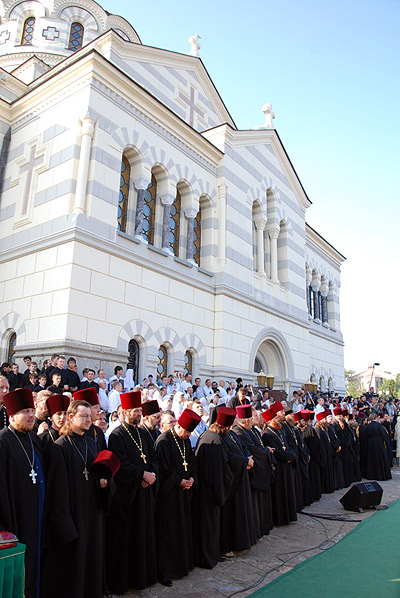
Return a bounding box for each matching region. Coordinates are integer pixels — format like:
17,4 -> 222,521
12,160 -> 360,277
182,460 -> 188,472
141,452 -> 147,464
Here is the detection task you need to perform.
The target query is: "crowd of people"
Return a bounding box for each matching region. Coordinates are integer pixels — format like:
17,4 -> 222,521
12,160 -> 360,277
0,354 -> 398,598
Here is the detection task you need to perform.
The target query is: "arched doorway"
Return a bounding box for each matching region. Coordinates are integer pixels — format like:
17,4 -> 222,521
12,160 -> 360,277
250,328 -> 294,394
128,339 -> 140,386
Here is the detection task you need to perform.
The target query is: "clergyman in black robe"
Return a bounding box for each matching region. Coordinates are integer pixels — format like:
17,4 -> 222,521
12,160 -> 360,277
193,420 -> 233,568
261,408 -> 297,526
154,408 -> 200,585
106,392 -> 158,592
0,389 -> 45,598
363,415 -> 392,481
41,400 -> 111,598
314,412 -> 335,494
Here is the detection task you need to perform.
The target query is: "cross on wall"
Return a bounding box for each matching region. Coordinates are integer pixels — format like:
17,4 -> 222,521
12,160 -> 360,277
18,144 -> 45,216
178,85 -> 205,128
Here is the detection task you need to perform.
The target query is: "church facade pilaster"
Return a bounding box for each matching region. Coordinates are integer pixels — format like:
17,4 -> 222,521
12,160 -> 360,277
73,114 -> 95,216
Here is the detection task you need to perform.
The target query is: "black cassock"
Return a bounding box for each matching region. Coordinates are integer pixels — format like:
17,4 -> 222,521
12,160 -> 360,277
302,424 -> 322,500
314,423 -> 334,494
41,433 -> 110,598
262,426 -> 297,526
364,421 -> 392,481
0,427 -> 45,598
334,421 -> 352,487
282,422 -> 304,512
154,429 -> 198,580
193,430 -> 233,568
233,424 -> 274,538
38,426 -> 60,458
327,424 -> 345,489
106,424 -> 157,592
220,430 -> 255,553
293,425 -> 313,507
86,423 -> 107,452
348,424 -> 362,482
0,405 -> 9,429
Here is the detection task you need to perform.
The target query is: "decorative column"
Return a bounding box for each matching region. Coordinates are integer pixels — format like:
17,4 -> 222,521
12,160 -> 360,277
161,194 -> 175,253
269,227 -> 280,283
134,170 -> 152,240
320,278 -> 329,327
185,207 -> 198,263
254,218 -> 267,275
306,264 -> 312,318
217,181 -> 227,262
327,282 -> 338,331
311,271 -> 321,324
265,232 -> 271,278
73,114 -> 95,216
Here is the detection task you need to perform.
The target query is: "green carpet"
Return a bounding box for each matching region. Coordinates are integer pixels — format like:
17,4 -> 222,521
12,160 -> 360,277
249,499 -> 400,598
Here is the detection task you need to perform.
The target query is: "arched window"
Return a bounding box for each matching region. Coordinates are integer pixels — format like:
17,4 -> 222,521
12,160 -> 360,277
184,350 -> 192,376
21,17 -> 35,45
68,22 -> 84,52
118,155 -> 130,232
157,345 -> 168,380
254,357 -> 262,373
7,332 -> 16,364
128,339 -> 139,387
193,208 -> 201,266
308,285 -> 313,317
169,189 -> 181,256
142,174 -> 156,245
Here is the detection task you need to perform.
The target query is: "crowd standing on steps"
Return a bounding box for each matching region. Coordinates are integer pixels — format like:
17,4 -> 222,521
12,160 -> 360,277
0,354 -> 396,598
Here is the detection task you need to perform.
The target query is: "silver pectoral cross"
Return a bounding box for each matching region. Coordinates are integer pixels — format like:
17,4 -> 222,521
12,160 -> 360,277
30,468 -> 37,484
83,467 -> 89,481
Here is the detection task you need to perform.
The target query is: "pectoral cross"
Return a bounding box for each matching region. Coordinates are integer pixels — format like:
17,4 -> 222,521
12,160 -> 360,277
283,445 -> 286,450
30,468 -> 37,484
182,459 -> 188,472
83,467 -> 89,481
140,452 -> 147,464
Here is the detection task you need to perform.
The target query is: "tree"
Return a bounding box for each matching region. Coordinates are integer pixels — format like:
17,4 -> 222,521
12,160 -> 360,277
345,369 -> 362,397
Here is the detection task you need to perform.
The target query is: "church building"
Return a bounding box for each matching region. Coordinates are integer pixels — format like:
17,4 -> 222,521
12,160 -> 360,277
0,0 -> 346,393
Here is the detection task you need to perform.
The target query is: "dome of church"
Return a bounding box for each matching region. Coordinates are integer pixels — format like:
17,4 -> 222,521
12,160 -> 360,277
0,0 -> 140,79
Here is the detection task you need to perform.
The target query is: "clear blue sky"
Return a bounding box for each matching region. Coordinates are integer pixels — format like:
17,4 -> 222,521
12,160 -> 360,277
111,0 -> 400,375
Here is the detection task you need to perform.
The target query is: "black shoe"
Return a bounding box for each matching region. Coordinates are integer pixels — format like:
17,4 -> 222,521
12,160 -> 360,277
159,578 -> 173,587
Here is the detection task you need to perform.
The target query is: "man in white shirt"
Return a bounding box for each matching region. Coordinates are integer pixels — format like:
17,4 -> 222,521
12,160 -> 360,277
108,380 -> 122,413
189,400 -> 208,449
202,378 -> 213,397
180,373 -> 192,392
108,366 -> 125,392
98,379 -> 110,414
95,368 -> 107,385
218,379 -> 228,400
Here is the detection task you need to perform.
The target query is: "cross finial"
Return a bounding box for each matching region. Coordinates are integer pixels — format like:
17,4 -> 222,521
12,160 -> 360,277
188,33 -> 201,57
261,103 -> 275,129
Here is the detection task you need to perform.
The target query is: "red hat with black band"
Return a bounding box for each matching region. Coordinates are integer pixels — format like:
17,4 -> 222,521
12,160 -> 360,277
236,404 -> 252,419
46,394 -> 71,417
73,387 -> 99,406
293,411 -> 302,423
90,450 -> 120,479
3,388 -> 34,417
217,406 -> 236,427
333,407 -> 342,416
261,407 -> 277,423
141,400 -> 160,417
316,411 -> 327,422
178,408 -> 201,432
120,391 -> 142,410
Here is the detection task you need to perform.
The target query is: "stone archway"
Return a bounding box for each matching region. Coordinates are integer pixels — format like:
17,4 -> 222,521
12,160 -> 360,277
249,327 -> 294,393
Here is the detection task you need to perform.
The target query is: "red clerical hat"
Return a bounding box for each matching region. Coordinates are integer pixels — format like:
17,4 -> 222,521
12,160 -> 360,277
73,387 -> 98,406
307,411 -> 315,420
293,411 -> 302,423
178,408 -> 201,432
3,388 -> 34,416
316,411 -> 327,422
90,450 -> 120,479
271,401 -> 284,414
261,407 -> 276,423
120,391 -> 142,410
341,409 -> 349,417
236,404 -> 252,419
324,409 -> 332,418
46,394 -> 71,417
333,407 -> 342,416
141,400 -> 160,417
217,406 -> 236,427
300,410 -> 310,420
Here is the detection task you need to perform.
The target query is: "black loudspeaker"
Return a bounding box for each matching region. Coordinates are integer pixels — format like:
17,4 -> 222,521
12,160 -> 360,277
340,482 -> 383,512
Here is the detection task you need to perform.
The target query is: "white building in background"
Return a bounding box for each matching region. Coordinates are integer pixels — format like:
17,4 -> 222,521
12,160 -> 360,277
0,0 -> 346,393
